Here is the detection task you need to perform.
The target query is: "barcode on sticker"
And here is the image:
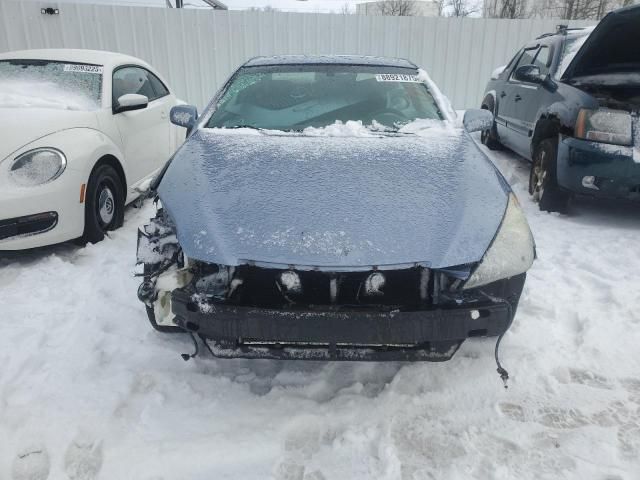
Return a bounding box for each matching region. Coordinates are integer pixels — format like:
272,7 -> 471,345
63,64 -> 103,74
375,74 -> 420,83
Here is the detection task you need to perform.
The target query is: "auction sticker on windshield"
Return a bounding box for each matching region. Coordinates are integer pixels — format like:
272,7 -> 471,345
375,74 -> 420,82
63,64 -> 103,74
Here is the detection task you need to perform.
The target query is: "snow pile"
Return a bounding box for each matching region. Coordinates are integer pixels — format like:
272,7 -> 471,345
1,137 -> 640,479
0,80 -> 99,111
303,120 -> 379,137
207,118 -> 458,138
417,68 -> 457,122
491,65 -> 506,79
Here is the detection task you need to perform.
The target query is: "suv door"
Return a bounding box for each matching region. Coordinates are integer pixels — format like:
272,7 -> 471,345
497,46 -> 539,154
511,45 -> 553,157
112,66 -> 171,187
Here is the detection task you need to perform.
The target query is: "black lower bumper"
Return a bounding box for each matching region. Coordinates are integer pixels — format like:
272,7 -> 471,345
171,289 -> 516,361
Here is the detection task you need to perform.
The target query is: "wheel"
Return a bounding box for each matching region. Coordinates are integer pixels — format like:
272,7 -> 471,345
529,138 -> 570,213
480,98 -> 502,150
81,164 -> 125,244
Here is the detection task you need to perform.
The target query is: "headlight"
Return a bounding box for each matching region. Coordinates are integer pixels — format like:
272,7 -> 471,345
464,194 -> 535,289
10,148 -> 67,186
575,108 -> 632,146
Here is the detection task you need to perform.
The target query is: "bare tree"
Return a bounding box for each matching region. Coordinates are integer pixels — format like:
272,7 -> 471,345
339,2 -> 354,14
446,0 -> 481,16
565,0 -> 611,19
527,0 -> 629,19
376,0 -> 418,16
484,0 -> 528,18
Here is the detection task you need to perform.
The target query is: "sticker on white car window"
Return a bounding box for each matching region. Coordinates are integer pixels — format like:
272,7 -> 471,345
63,64 -> 103,74
375,74 -> 420,83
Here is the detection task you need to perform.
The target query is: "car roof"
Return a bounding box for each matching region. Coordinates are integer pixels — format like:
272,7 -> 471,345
243,55 -> 417,69
0,49 -> 150,70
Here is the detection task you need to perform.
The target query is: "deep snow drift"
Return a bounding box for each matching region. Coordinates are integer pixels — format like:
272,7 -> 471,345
1,137 -> 639,479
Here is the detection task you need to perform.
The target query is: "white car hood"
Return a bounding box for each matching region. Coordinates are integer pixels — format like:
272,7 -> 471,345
0,108 -> 99,163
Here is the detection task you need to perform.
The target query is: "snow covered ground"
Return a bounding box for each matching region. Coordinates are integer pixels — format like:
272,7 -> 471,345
1,137 -> 639,480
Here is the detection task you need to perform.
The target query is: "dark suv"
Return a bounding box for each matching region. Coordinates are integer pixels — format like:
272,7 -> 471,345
481,4 -> 639,212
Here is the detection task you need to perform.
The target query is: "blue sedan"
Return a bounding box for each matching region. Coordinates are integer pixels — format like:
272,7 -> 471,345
136,55 -> 535,367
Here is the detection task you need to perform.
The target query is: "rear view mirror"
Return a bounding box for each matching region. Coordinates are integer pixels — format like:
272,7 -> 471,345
513,64 -> 544,84
170,105 -> 198,134
463,109 -> 493,133
114,93 -> 148,114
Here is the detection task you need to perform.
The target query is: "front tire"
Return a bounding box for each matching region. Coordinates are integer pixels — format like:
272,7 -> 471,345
480,97 -> 502,150
529,138 -> 570,213
82,164 -> 125,244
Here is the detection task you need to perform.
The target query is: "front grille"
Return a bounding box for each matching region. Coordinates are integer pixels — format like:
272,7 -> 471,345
0,212 -> 58,241
223,265 -> 431,309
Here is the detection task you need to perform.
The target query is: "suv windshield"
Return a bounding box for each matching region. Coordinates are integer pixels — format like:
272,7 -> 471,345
206,65 -> 444,131
556,30 -> 592,79
0,60 -> 102,110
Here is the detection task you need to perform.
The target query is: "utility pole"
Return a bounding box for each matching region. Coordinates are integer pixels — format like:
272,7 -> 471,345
175,0 -> 184,7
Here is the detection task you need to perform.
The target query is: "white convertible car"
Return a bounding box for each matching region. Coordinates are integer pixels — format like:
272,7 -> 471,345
0,49 -> 184,249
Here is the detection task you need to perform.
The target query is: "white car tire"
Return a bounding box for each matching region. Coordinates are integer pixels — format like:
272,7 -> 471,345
81,164 -> 125,244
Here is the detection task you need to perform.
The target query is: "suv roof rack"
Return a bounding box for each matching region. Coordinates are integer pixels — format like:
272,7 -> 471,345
535,25 -> 588,39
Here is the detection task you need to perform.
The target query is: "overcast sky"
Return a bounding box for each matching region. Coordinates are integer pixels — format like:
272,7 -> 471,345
51,0 -> 436,14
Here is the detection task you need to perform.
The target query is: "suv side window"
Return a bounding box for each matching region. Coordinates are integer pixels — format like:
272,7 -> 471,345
509,47 -> 539,82
533,46 -> 551,76
113,66 -> 163,104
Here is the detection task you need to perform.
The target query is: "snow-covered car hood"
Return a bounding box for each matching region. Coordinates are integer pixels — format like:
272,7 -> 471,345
0,108 -> 99,162
562,4 -> 640,83
158,127 -> 510,270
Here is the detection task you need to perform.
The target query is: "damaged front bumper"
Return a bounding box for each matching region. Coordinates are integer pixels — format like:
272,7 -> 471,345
168,275 -> 524,361
136,207 -> 527,362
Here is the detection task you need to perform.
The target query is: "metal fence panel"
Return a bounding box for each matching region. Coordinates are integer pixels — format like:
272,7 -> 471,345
0,0 -> 596,109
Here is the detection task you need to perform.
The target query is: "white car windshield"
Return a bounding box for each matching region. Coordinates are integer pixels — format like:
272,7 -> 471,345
0,59 -> 102,111
206,65 -> 444,131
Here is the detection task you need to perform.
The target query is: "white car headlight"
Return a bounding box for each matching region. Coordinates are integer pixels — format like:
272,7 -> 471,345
10,148 -> 67,186
464,194 -> 535,289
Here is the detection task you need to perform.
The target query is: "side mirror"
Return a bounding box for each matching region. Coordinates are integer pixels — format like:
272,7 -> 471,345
513,64 -> 544,84
463,109 -> 494,133
170,105 -> 198,134
114,93 -> 148,114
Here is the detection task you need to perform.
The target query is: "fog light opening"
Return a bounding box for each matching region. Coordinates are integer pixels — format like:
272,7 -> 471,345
582,175 -> 599,190
279,270 -> 302,294
365,272 -> 385,296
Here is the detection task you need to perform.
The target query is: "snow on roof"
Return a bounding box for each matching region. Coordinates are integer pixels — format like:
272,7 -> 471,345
0,49 -> 150,70
244,55 -> 417,69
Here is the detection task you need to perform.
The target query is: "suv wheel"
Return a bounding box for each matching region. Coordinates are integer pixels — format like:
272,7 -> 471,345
529,138 -> 570,213
480,98 -> 502,150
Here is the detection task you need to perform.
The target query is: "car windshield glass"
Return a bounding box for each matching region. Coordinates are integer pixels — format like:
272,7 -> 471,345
0,60 -> 102,110
206,65 -> 444,131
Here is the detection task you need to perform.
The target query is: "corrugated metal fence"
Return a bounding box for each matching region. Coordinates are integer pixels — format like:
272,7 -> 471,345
0,0 -> 595,109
